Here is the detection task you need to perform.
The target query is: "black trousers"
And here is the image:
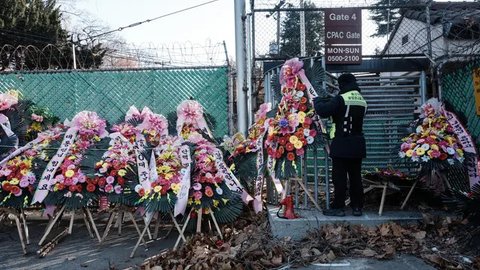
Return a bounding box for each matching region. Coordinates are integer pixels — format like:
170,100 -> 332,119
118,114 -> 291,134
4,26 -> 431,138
331,157 -> 364,209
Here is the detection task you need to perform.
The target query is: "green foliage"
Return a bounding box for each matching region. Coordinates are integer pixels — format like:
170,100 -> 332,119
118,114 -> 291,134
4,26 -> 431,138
44,189 -> 98,210
78,137 -> 109,176
304,60 -> 327,97
0,0 -> 65,44
279,1 -> 323,58
229,153 -> 258,194
0,0 -> 108,69
212,195 -> 243,224
142,193 -> 177,213
370,0 -> 423,37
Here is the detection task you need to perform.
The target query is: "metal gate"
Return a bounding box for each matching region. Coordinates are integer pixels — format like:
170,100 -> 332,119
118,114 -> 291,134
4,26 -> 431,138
264,61 -> 426,206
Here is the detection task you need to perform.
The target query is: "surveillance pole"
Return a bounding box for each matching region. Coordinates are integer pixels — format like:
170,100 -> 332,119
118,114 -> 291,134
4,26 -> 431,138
234,0 -> 248,135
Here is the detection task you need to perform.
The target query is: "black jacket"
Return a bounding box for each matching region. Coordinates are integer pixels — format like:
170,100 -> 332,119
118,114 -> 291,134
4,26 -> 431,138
314,90 -> 367,158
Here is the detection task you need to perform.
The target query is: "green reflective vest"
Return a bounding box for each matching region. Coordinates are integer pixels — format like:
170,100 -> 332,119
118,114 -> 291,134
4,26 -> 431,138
329,90 -> 367,139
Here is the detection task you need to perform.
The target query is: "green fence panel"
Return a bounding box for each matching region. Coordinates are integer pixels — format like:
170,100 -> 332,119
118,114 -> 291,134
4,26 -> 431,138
0,67 -> 229,137
442,61 -> 480,149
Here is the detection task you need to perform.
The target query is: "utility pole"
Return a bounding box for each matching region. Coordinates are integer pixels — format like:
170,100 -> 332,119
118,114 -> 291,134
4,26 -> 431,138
300,0 -> 306,56
246,13 -> 254,126
72,43 -> 77,69
234,0 -> 248,135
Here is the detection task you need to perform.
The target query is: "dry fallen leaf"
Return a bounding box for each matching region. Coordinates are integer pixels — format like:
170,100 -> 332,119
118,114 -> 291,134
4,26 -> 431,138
300,248 -> 310,260
141,208 -> 479,270
326,250 -> 336,261
390,223 -> 404,237
271,255 -> 283,266
234,232 -> 248,246
220,262 -> 232,270
414,231 -> 426,240
361,248 -> 377,257
422,254 -> 445,266
380,224 -> 390,236
376,245 -> 395,259
311,248 -> 322,256
445,237 -> 457,246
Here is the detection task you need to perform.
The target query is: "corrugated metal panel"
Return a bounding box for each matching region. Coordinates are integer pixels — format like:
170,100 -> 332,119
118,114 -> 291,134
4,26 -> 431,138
263,69 -> 424,205
0,67 -> 229,137
305,74 -> 422,176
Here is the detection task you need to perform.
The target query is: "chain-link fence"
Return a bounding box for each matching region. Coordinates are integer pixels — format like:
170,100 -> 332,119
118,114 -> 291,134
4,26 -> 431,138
441,59 -> 480,148
0,66 -> 231,137
0,42 -> 229,71
251,0 -> 480,62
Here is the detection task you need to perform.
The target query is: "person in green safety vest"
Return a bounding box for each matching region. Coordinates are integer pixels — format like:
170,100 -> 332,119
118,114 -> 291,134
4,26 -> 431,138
314,73 -> 367,217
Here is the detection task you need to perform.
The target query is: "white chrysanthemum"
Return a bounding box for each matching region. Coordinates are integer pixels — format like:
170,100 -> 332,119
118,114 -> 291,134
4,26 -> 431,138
399,152 -> 406,158
447,159 -> 454,165
412,156 -> 419,162
421,143 -> 430,150
416,126 -> 424,133
447,147 -> 455,155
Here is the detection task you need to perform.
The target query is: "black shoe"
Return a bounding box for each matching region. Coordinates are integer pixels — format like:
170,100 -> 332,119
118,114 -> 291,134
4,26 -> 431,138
323,208 -> 345,217
352,208 -> 363,216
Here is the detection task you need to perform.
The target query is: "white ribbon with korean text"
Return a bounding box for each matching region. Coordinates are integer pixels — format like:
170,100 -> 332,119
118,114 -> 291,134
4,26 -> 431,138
32,128 -> 77,204
174,145 -> 191,216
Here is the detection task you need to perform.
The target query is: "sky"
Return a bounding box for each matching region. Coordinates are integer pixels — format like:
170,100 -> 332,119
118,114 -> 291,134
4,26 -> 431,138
67,0 -> 236,64
64,0 -> 475,65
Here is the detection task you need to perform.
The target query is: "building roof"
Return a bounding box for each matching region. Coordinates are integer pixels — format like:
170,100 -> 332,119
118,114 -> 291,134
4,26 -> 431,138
381,1 -> 480,55
403,2 -> 480,39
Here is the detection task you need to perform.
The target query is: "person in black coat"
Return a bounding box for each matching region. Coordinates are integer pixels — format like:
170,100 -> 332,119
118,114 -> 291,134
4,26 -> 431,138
314,73 -> 367,216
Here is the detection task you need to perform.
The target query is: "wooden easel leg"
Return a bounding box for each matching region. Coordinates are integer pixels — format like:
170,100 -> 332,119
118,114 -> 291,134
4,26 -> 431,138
39,205 -> 65,246
401,180 -> 418,210
296,179 -> 322,211
130,214 -> 154,258
209,211 -> 223,240
117,211 -> 124,235
82,209 -> 94,238
20,209 -> 29,245
196,209 -> 202,233
379,184 -> 387,216
153,213 -> 160,240
174,210 -> 192,250
12,214 -> 27,254
169,212 -> 186,242
142,216 -> 153,240
68,210 -> 75,235
37,228 -> 68,258
101,211 -> 116,243
85,208 -> 101,242
127,211 -> 147,247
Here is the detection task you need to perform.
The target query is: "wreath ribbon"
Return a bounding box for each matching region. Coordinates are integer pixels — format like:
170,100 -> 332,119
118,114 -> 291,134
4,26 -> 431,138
32,128 -> 77,204
133,133 -> 151,191
445,110 -> 480,188
252,119 -> 271,213
213,148 -> 253,203
174,145 -> 191,216
0,113 -> 18,150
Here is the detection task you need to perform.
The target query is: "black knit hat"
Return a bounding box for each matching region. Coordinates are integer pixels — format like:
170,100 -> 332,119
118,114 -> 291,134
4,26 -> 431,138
338,73 -> 359,94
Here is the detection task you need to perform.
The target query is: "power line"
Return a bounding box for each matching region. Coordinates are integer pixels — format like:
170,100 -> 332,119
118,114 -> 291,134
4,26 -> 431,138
84,0 -> 221,42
